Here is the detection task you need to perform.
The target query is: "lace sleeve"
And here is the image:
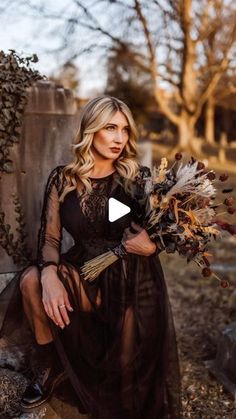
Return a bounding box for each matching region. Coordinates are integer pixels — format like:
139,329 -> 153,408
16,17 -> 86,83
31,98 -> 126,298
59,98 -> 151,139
37,166 -> 63,270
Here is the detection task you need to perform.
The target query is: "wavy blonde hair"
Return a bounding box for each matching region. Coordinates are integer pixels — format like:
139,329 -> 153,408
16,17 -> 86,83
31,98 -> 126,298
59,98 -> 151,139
59,95 -> 141,202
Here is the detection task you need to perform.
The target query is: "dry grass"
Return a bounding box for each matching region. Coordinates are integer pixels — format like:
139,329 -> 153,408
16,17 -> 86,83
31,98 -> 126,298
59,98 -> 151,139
162,229 -> 236,418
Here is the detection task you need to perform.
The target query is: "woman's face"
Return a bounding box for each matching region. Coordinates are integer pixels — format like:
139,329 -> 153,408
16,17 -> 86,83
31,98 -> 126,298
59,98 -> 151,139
91,111 -> 130,162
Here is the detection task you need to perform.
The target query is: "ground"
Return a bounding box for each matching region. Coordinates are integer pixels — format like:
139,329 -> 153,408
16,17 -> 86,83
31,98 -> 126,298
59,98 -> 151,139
163,245 -> 236,419
161,169 -> 236,419
162,172 -> 236,418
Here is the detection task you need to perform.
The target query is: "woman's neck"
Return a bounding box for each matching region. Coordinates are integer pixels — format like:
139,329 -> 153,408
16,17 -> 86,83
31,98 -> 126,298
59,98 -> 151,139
88,165 -> 116,178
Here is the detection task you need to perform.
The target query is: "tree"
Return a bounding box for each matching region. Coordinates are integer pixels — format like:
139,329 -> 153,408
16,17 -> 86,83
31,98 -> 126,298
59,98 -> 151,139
105,46 -> 155,125
2,0 -> 235,154
50,61 -> 80,95
204,72 -> 236,144
196,0 -> 236,144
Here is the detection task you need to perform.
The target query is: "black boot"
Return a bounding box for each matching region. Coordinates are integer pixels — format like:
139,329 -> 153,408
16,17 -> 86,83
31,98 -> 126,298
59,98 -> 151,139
20,341 -> 66,411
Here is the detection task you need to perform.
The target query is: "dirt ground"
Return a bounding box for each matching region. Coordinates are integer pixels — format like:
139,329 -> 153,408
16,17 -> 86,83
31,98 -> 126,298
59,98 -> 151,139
158,166 -> 236,419
163,245 -> 236,419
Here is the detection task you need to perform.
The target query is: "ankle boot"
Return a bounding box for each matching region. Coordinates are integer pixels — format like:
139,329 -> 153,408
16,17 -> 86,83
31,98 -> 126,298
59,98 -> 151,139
20,341 -> 66,410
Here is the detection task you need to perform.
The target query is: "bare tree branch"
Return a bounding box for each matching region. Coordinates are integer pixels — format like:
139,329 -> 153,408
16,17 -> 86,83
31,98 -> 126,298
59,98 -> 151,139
1,0 -> 235,150
134,0 -> 180,125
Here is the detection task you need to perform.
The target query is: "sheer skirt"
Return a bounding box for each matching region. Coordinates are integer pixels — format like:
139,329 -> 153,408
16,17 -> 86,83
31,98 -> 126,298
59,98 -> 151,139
0,252 -> 182,418
0,165 -> 182,418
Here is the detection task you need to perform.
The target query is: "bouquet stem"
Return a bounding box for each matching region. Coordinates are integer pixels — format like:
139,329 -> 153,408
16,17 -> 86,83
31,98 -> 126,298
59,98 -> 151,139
80,242 -> 127,282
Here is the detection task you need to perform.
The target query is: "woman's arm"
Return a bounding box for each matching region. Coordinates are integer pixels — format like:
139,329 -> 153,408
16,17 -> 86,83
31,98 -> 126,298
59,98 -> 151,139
122,221 -> 160,257
37,166 -> 62,271
37,166 -> 73,328
122,165 -> 161,257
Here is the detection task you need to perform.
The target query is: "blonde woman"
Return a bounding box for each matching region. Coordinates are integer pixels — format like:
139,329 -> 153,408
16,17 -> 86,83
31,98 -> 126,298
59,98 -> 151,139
0,96 -> 182,418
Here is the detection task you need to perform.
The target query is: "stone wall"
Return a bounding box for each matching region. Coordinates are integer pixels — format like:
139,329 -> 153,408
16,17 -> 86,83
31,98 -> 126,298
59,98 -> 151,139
0,80 -> 79,273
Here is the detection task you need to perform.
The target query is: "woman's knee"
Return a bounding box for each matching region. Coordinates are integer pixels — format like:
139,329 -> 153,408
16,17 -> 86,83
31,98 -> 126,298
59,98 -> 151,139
19,265 -> 40,295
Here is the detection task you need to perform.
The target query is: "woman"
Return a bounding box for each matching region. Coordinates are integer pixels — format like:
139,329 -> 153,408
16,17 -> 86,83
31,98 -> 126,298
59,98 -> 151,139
0,96 -> 182,418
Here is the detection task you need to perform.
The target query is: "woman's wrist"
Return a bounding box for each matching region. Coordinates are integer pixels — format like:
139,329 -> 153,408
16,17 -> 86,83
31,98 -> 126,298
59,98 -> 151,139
39,262 -> 58,280
38,261 -> 58,271
41,267 -> 58,285
42,265 -> 58,273
149,241 -> 158,255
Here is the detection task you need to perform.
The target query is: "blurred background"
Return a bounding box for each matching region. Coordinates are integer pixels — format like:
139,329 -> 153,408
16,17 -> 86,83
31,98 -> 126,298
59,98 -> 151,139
1,0 -> 236,166
0,1 -> 236,417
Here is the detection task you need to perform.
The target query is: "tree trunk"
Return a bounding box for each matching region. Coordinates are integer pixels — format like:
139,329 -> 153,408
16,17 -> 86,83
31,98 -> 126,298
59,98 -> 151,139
205,97 -> 215,144
178,111 -> 195,150
169,111 -> 198,158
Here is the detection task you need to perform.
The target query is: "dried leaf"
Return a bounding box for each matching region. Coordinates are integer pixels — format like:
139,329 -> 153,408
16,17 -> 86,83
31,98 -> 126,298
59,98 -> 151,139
0,50 -> 43,172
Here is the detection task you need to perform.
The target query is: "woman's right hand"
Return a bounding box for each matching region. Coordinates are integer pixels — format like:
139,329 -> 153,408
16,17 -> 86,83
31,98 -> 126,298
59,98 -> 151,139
41,266 -> 74,329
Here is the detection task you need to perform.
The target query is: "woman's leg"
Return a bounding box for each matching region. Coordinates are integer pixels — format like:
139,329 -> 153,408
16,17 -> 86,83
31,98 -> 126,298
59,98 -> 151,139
19,266 -> 53,344
19,266 -> 66,410
58,263 -> 102,311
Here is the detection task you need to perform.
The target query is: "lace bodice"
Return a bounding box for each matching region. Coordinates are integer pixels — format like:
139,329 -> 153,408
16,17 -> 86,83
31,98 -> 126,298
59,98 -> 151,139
79,174 -> 115,223
37,165 -> 151,269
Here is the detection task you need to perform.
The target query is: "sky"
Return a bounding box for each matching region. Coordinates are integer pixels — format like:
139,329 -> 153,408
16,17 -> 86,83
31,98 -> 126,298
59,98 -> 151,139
0,1 -> 111,97
0,0 -> 176,97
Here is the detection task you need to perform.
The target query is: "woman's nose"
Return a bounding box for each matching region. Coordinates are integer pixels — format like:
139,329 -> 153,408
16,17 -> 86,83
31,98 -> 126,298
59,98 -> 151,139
114,131 -> 123,142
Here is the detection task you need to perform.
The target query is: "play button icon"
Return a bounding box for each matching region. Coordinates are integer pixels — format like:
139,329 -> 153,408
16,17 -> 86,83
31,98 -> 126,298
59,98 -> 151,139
108,197 -> 131,222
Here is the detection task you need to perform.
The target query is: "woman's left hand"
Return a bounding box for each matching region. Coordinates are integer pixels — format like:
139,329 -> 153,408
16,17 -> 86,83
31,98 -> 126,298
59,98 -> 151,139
122,221 -> 157,256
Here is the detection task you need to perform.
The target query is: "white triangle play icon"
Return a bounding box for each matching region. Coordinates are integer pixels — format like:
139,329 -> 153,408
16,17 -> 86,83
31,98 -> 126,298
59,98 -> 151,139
108,198 -> 131,222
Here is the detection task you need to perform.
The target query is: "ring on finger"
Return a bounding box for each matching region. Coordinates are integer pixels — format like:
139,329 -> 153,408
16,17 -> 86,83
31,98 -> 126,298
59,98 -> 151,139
58,304 -> 66,309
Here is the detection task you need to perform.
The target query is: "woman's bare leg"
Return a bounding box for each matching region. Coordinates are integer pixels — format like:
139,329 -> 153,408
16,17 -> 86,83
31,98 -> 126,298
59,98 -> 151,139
19,263 -> 102,345
58,264 -> 102,311
19,266 -> 53,344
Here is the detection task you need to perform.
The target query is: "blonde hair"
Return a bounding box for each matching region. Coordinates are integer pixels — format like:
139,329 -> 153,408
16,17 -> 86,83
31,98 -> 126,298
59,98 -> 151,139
59,95 -> 141,202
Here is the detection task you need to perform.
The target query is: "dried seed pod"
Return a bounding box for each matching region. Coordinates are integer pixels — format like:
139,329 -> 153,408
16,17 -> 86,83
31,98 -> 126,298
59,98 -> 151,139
197,162 -> 205,170
206,172 -> 216,180
219,173 -> 229,181
224,197 -> 234,206
202,267 -> 212,277
220,280 -> 230,288
175,153 -> 182,160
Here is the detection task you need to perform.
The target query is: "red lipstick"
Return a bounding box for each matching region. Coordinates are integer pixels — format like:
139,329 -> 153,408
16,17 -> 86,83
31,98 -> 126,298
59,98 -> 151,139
110,148 -> 121,153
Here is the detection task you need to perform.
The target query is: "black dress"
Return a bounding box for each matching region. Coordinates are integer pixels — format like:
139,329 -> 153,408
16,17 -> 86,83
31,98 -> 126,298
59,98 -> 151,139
0,165 -> 182,418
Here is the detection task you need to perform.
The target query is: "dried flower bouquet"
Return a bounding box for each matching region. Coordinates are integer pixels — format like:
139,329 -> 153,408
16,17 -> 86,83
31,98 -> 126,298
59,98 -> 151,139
79,154 -> 235,287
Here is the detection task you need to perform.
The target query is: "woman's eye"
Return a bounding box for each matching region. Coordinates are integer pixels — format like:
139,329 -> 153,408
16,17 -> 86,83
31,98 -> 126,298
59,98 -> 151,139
105,125 -> 129,134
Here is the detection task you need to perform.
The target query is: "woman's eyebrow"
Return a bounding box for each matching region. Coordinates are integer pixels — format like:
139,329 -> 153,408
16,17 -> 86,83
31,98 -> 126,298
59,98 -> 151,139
105,123 -> 130,128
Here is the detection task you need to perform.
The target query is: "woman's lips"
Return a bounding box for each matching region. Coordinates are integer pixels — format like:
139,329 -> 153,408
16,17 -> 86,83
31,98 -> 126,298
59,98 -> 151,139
110,148 -> 121,153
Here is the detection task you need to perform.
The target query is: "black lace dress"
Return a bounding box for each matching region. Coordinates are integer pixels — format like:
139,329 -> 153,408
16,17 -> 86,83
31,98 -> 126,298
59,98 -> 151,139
0,165 -> 182,418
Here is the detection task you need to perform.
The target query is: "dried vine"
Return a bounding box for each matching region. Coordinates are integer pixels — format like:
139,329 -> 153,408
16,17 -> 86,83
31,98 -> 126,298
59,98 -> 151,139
0,194 -> 32,267
0,49 -> 44,172
0,50 -> 45,266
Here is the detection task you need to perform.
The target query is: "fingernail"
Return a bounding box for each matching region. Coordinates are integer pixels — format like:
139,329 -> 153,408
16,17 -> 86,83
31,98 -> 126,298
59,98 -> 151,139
69,307 -> 74,311
66,321 -> 69,325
